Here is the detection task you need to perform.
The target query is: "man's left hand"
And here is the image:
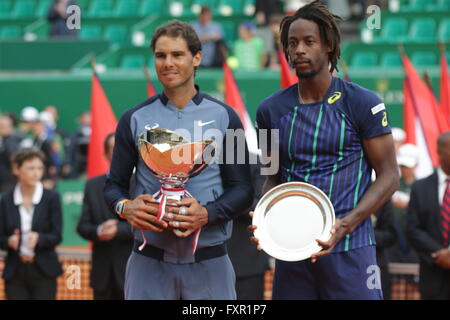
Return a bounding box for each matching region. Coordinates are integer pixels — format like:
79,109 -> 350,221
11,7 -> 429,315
164,198 -> 208,238
310,218 -> 352,263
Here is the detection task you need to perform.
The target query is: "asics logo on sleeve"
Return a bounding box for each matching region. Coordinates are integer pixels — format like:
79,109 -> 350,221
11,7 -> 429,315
381,112 -> 388,127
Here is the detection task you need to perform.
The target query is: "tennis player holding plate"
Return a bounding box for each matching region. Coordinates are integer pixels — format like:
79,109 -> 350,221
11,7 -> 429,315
250,1 -> 399,300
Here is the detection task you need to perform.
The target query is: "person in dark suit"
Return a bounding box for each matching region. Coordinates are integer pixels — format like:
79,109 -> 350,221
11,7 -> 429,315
0,115 -> 22,194
228,158 -> 270,300
407,131 -> 450,300
372,200 -> 397,300
47,0 -> 78,38
0,149 -> 63,300
77,133 -> 133,300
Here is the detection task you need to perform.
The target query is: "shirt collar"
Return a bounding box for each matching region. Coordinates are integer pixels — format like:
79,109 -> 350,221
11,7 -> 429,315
437,167 -> 450,185
14,182 -> 44,206
159,85 -> 203,106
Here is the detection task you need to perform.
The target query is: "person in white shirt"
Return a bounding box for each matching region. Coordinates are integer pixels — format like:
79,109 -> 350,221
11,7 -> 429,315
0,149 -> 63,300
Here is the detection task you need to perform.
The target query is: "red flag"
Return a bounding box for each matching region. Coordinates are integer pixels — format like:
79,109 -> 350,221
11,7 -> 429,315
403,78 -> 434,179
403,79 -> 416,145
402,54 -> 440,177
440,53 -> 450,126
144,65 -> 157,97
341,60 -> 351,82
223,62 -> 258,154
147,82 -> 156,97
424,71 -> 449,133
279,49 -> 297,89
87,73 -> 118,178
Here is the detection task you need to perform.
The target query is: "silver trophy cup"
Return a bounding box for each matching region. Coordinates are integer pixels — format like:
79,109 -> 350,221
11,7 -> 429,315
137,128 -> 215,248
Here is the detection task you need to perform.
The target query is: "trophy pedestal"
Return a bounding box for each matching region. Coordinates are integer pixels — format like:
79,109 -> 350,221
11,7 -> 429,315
150,183 -> 192,236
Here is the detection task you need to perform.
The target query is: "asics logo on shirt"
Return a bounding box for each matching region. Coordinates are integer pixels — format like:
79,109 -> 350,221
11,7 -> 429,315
328,92 -> 342,104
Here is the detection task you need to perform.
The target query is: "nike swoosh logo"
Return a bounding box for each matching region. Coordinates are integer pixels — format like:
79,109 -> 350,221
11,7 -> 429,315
197,120 -> 215,127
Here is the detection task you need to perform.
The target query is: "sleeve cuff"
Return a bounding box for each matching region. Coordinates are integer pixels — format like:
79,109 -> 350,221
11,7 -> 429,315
96,224 -> 103,235
205,203 -> 221,226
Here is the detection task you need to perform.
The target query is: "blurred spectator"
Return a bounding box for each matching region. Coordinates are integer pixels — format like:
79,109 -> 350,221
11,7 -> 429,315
407,132 -> 450,299
232,22 -> 266,71
42,106 -> 71,178
284,0 -> 310,13
265,14 -> 283,70
5,112 -> 19,128
327,0 -> 351,20
47,0 -> 78,38
39,111 -> 54,139
392,127 -> 406,153
77,133 -> 133,300
31,115 -> 57,189
367,0 -> 388,10
255,4 -> 282,69
67,112 -> 91,178
0,115 -> 22,193
388,144 -> 420,264
255,0 -> 282,26
348,0 -> 368,21
227,158 -> 269,300
44,105 -> 68,143
372,200 -> 397,300
191,6 -> 226,68
18,106 -> 39,150
0,149 -> 63,300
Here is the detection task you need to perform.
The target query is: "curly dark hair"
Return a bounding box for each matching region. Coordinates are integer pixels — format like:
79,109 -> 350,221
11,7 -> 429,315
280,0 -> 342,74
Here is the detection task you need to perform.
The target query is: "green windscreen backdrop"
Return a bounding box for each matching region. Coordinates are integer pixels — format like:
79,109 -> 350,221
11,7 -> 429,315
1,67 -> 444,246
56,179 -> 88,246
0,66 -> 436,134
0,40 -> 110,70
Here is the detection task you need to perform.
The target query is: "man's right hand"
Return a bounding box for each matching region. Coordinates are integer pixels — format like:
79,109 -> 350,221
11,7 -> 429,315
432,248 -> 450,269
121,194 -> 168,232
247,211 -> 262,251
8,229 -> 20,251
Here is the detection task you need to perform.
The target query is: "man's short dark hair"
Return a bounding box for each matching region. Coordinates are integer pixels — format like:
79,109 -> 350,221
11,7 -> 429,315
280,0 -> 342,74
104,132 -> 115,154
150,20 -> 202,58
11,148 -> 46,168
200,5 -> 211,15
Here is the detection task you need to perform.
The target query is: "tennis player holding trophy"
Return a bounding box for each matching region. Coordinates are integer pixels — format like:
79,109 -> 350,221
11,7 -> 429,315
104,21 -> 253,300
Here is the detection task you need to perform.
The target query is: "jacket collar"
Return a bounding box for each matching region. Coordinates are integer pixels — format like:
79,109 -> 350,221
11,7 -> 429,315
13,182 -> 43,206
437,167 -> 450,185
159,84 -> 203,106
